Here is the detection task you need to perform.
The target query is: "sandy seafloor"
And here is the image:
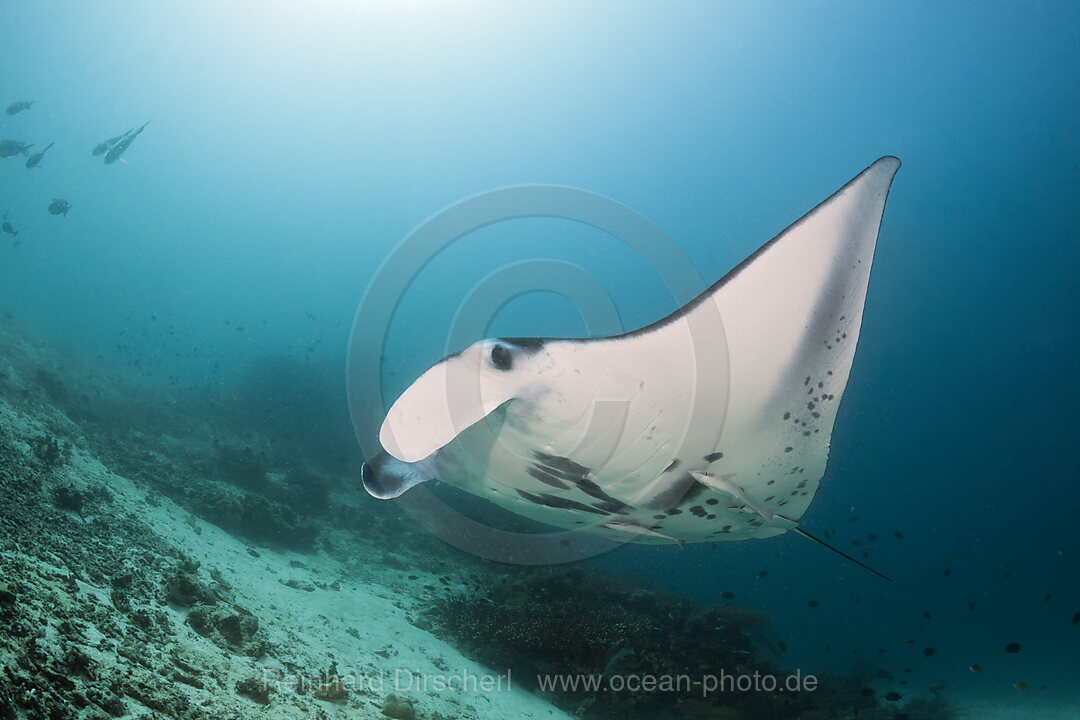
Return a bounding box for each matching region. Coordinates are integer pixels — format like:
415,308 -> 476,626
0,311 -> 1075,720
0,312 -> 570,720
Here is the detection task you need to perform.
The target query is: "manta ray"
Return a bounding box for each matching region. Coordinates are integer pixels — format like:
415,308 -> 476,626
362,157 -> 900,575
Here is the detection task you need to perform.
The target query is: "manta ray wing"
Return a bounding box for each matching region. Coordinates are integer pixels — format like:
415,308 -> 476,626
366,157 -> 900,547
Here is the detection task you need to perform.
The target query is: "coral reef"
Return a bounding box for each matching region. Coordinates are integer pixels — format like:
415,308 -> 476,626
423,567 -> 957,720
381,692 -> 416,718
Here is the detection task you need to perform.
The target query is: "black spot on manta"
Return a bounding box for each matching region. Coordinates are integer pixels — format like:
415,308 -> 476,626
785,446 -> 793,453
574,476 -> 627,508
514,489 -> 608,515
706,514 -> 716,520
705,498 -> 719,505
703,452 -> 724,463
532,452 -> 591,482
646,473 -> 702,510
665,508 -> 683,515
592,500 -> 632,515
783,411 -> 791,420
689,506 -> 707,518
653,514 -> 666,520
525,465 -> 570,489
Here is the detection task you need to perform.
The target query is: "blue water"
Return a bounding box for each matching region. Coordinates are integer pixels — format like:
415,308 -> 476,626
3,0 -> 1078,712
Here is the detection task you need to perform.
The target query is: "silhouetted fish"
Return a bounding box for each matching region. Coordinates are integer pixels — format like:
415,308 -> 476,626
93,131 -> 130,156
25,142 -> 54,169
104,121 -> 150,164
1005,642 -> 1021,654
0,139 -> 32,158
5,100 -> 34,115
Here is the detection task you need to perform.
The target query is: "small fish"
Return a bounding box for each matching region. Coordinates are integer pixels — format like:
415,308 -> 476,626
104,120 -> 150,165
25,142 -> 54,169
601,519 -> 685,549
5,100 -> 34,115
0,139 -> 32,158
1005,642 -> 1021,654
923,647 -> 936,657
1044,593 -> 1052,602
1013,682 -> 1029,691
758,570 -> 768,578
720,591 -> 736,600
808,600 -> 819,607
943,568 -> 951,576
893,530 -> 904,539
903,637 -> 916,644
48,198 -> 71,216
884,692 -> 903,701
923,611 -> 932,620
1073,611 -> 1079,625
1,221 -> 16,238
689,470 -> 775,522
92,131 -> 130,156
969,601 -> 976,611
969,665 -> 982,674
858,687 -> 875,697
931,681 -> 946,693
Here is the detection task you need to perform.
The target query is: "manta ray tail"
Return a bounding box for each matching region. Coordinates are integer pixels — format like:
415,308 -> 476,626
790,524 -> 893,582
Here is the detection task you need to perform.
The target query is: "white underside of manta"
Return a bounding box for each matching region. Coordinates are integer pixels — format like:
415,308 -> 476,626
363,157 -> 901,548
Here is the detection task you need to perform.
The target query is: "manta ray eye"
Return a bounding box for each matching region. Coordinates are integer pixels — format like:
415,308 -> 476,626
489,343 -> 513,371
